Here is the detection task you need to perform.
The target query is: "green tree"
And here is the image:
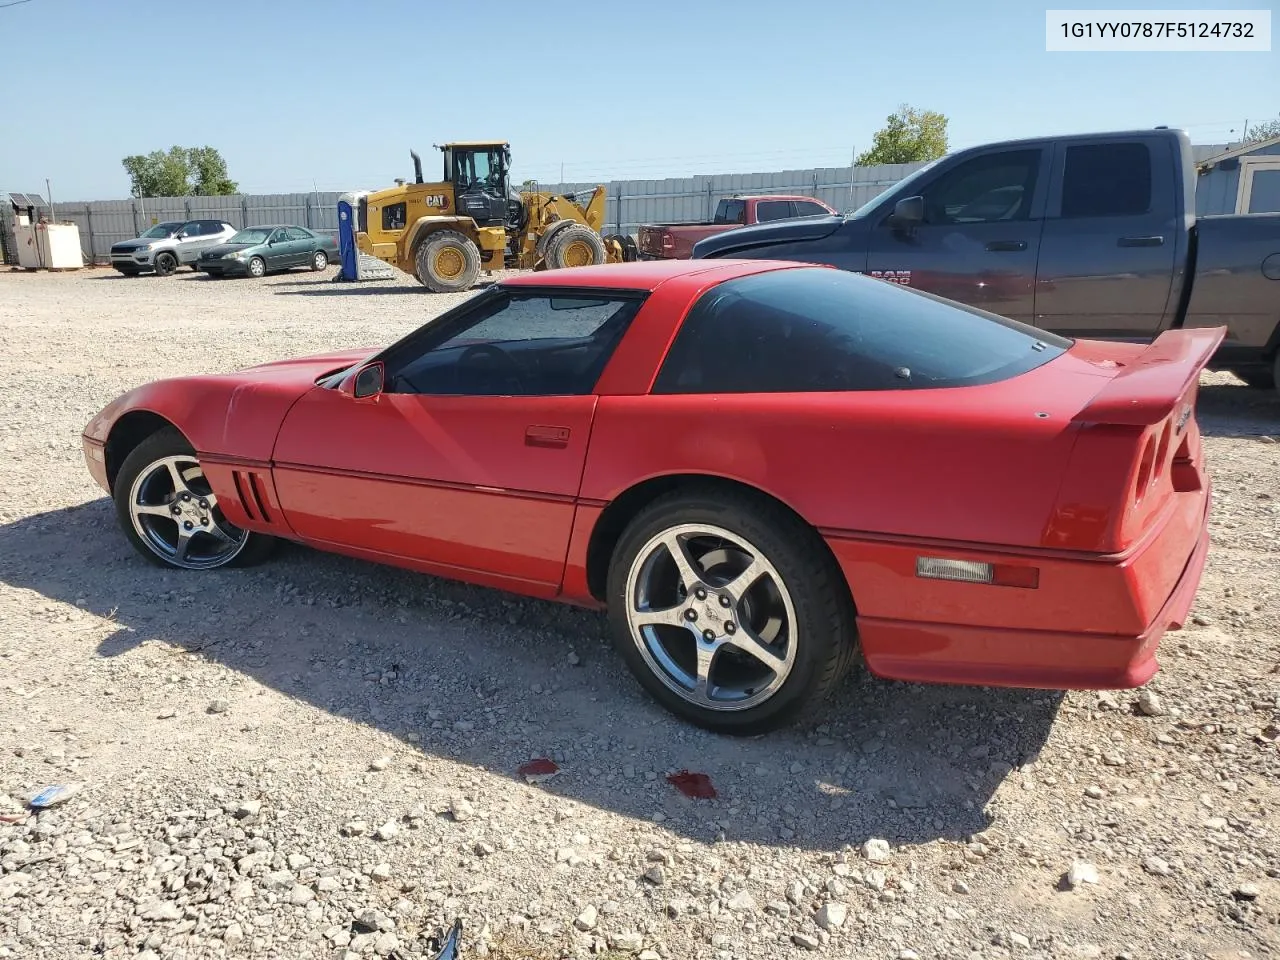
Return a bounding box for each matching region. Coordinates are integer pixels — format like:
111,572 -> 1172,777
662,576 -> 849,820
855,105 -> 949,166
1245,118 -> 1280,144
188,146 -> 238,195
121,146 -> 238,197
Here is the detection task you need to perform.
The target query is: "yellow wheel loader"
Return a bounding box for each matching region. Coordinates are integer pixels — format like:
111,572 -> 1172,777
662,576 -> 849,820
354,142 -> 637,292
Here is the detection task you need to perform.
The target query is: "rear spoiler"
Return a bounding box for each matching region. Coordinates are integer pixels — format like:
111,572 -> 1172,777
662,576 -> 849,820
1072,327 -> 1227,426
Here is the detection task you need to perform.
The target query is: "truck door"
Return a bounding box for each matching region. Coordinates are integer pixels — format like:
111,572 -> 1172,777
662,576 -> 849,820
1034,137 -> 1179,339
864,147 -> 1048,323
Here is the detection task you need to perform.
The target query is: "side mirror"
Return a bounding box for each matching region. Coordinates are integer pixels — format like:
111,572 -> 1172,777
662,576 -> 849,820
342,361 -> 384,401
888,196 -> 924,230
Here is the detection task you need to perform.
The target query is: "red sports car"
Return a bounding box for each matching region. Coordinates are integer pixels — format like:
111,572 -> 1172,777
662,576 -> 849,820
82,260 -> 1221,734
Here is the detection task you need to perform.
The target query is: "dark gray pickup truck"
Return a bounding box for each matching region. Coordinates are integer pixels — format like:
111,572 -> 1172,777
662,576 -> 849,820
693,128 -> 1280,391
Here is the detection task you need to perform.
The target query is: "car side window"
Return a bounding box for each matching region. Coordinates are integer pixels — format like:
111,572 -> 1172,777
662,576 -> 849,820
268,229 -> 288,244
382,290 -> 645,397
755,200 -> 794,222
1060,142 -> 1152,218
286,227 -> 311,240
652,268 -> 1067,394
917,149 -> 1042,225
713,199 -> 746,225
792,200 -> 830,218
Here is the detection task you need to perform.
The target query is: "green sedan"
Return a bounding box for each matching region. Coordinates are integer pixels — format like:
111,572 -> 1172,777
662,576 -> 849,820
196,224 -> 339,278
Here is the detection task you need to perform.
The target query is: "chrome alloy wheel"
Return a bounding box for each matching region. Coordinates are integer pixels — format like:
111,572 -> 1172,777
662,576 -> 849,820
624,523 -> 797,712
127,455 -> 248,569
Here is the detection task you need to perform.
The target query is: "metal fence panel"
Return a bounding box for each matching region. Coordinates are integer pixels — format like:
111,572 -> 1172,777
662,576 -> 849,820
8,161 -> 933,264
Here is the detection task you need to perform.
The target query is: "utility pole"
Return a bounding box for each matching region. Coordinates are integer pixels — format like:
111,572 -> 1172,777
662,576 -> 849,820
846,144 -> 857,212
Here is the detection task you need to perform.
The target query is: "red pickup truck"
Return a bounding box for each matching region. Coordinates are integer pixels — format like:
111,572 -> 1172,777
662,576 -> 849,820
637,194 -> 837,260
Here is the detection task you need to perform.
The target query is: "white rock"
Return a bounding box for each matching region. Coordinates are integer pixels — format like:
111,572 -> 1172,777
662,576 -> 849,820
952,879 -> 971,895
289,883 -> 316,905
1010,932 -> 1031,949
235,799 -> 261,819
374,932 -> 399,956
862,838 -> 892,862
137,900 -> 182,921
450,798 -> 475,822
371,863 -> 392,881
901,951 -> 921,960
1142,856 -> 1171,876
815,901 -> 848,930
786,879 -> 806,904
223,922 -> 244,944
793,933 -> 820,950
375,820 -> 400,841
610,931 -> 644,951
1065,861 -> 1099,889
574,905 -> 598,931
726,889 -> 756,912
1136,689 -> 1166,716
643,865 -> 665,885
369,755 -> 392,771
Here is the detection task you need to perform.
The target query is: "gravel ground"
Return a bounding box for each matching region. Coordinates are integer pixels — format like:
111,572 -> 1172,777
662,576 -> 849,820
1,265 -> 1278,960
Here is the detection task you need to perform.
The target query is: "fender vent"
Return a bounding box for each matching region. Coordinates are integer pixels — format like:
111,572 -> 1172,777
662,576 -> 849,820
231,470 -> 272,523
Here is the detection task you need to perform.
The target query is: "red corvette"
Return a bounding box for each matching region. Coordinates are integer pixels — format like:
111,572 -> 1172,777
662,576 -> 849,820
82,260 -> 1221,734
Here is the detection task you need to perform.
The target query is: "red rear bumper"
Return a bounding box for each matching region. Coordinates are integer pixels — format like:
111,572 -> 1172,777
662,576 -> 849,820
836,485 -> 1211,690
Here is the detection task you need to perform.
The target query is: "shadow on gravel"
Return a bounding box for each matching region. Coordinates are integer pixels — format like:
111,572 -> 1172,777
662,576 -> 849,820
1196,384 -> 1280,438
0,499 -> 1063,853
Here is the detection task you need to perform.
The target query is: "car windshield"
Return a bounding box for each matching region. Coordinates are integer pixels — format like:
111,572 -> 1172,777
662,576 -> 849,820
229,229 -> 272,244
140,223 -> 183,239
848,155 -> 946,219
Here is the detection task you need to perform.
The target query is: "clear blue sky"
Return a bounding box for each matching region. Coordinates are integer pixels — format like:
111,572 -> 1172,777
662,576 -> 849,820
2,0 -> 1276,200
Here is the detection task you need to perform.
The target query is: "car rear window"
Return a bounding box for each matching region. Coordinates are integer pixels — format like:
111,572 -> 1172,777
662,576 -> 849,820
652,267 -> 1070,394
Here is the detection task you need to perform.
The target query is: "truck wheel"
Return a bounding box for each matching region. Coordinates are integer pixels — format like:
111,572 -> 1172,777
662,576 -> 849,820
545,224 -> 606,270
153,252 -> 178,277
415,230 -> 481,293
604,233 -> 639,263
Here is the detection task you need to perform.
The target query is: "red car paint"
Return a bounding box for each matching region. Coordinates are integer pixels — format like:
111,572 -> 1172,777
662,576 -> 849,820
82,259 -> 1221,693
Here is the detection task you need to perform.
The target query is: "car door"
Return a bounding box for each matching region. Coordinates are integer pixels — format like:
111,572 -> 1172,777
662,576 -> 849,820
286,227 -> 314,266
263,228 -> 292,269
1034,137 -> 1180,339
270,288 -> 645,595
172,221 -> 203,263
864,147 -> 1049,323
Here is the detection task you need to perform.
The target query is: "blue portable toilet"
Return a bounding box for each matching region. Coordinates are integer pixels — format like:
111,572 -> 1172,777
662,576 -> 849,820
336,192 -> 362,281
335,191 -> 395,281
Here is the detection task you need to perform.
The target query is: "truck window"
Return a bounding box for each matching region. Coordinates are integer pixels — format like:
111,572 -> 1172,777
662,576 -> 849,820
713,200 -> 746,225
755,200 -> 795,222
793,200 -> 831,218
383,202 -> 407,231
1060,143 -> 1151,218
920,150 -> 1041,225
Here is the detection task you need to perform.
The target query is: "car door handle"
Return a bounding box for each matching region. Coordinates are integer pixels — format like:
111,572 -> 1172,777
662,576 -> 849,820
984,240 -> 1027,252
525,425 -> 570,448
1118,235 -> 1165,247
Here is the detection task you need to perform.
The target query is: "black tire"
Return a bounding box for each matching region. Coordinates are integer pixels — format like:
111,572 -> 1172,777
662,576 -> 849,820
544,224 -> 607,270
605,488 -> 857,735
1232,365 -> 1276,391
310,249 -> 329,271
191,263 -> 201,272
415,229 -> 481,292
247,256 -> 266,279
113,426 -> 277,571
153,252 -> 178,277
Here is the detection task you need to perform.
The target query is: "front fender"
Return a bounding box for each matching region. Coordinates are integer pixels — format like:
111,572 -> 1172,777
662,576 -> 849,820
84,376 -> 314,464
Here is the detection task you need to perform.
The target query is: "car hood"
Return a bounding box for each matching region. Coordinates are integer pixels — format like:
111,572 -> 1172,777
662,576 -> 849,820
692,214 -> 845,258
202,242 -> 259,257
239,348 -> 378,381
112,238 -> 167,251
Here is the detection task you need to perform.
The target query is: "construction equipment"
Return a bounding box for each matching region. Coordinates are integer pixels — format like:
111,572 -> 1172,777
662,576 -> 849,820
353,141 -> 637,292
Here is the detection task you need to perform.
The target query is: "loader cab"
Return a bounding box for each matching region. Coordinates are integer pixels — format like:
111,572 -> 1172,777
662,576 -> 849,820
440,141 -> 512,228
